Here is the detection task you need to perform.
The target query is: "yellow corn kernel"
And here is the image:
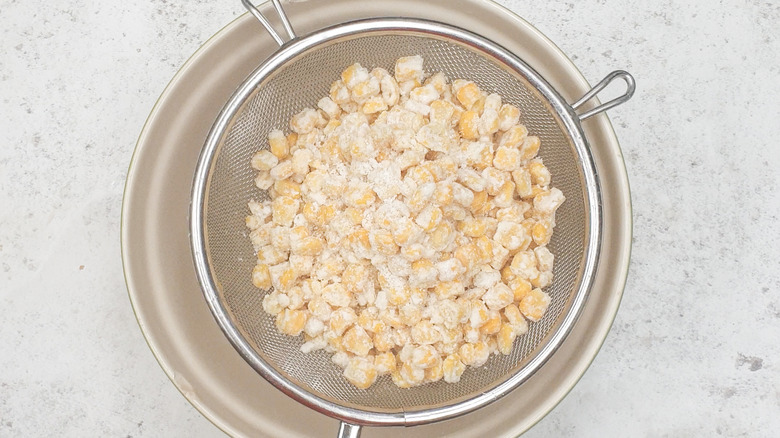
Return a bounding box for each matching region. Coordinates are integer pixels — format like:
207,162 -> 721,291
442,354 -> 466,383
386,285 -> 411,306
289,108 -> 318,134
256,245 -> 286,266
341,63 -> 369,88
291,236 -> 323,256
456,82 -> 482,109
433,181 -> 454,206
251,263 -> 271,289
497,323 -> 517,355
493,146 -> 522,171
414,206 -> 443,231
501,265 -> 516,283
370,229 -> 399,255
410,345 -> 440,369
498,104 -> 521,131
329,307 -> 358,335
411,319 -> 441,345
373,330 -> 394,353
251,150 -> 278,171
531,270 -> 553,288
374,351 -> 397,375
392,217 -> 422,246
519,288 -> 551,322
519,135 -> 541,160
434,281 -> 464,299
343,358 -> 378,389
458,110 -> 480,140
319,137 -> 342,163
470,190 -> 490,216
474,235 -> 494,263
493,181 -> 516,208
322,282 -> 351,308
268,129 -> 289,160
470,96 -> 486,115
508,277 -> 532,302
286,132 -> 298,147
271,196 -> 300,227
254,171 -> 273,190
480,311 -> 502,335
342,326 -> 373,357
429,221 -> 455,251
346,228 -> 371,252
454,243 -> 479,272
343,264 -> 367,292
503,303 -> 528,334
499,125 -> 528,149
509,250 -> 539,280
459,217 -> 487,238
425,362 -> 444,383
512,167 -> 534,199
406,165 -> 436,186
430,99 -> 456,124
458,342 -> 490,367
398,362 -> 425,387
528,160 -> 551,186
275,308 -> 308,336
273,179 -> 301,199
362,95 -> 388,114
394,55 -> 424,82
400,303 -> 423,327
330,79 -> 351,104
532,220 -> 552,246
493,221 -> 530,251
344,184 -> 376,208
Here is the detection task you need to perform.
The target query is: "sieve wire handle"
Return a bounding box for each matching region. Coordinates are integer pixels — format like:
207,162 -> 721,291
572,70 -> 635,121
241,0 -> 296,46
337,422 -> 362,438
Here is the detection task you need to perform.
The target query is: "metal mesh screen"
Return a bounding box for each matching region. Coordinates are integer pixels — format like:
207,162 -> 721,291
202,31 -> 590,414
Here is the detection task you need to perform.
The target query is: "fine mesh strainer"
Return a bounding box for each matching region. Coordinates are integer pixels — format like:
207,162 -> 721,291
190,1 -> 635,436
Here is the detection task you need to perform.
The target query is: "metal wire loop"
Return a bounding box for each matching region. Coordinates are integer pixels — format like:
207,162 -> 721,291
572,70 -> 635,120
241,0 -> 296,46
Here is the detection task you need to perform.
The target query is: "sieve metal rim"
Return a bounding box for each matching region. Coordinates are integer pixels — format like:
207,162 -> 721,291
190,12 -> 633,434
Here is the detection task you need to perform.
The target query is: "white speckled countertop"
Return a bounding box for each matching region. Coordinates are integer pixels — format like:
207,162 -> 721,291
1,0 -> 778,436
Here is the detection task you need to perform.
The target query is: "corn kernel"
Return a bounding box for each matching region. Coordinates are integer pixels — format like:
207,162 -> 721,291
362,95 -> 388,114
519,288 -> 550,322
480,310 -> 502,334
493,181 -> 517,208
329,306 -> 358,335
254,171 -> 273,190
271,196 -> 299,227
342,326 -> 373,356
459,341 -> 490,367
394,55 -> 424,83
442,354 -> 466,383
275,308 -> 308,336
342,63 -> 370,89
498,104 -> 521,131
256,245 -> 287,266
532,220 -> 552,246
493,146 -> 521,171
273,179 -> 301,199
458,110 -> 480,140
268,129 -> 289,159
519,135 -> 541,160
430,221 -> 456,251
380,74 -> 400,107
411,319 -> 441,345
251,150 -> 278,171
497,323 -> 516,355
344,183 -> 376,208
370,229 -> 399,255
322,282 -> 351,308
508,277 -> 532,302
509,250 -> 539,280
434,281 -> 465,299
493,221 -> 531,251
414,205 -> 443,231
456,82 -> 482,109
251,263 -> 271,289
430,99 -> 456,125
343,357 -> 378,389
373,329 -> 394,353
269,160 -> 294,181
374,351 -> 397,375
499,125 -> 528,149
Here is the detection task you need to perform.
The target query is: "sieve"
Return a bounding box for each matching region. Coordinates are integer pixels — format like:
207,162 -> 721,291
190,1 -> 635,436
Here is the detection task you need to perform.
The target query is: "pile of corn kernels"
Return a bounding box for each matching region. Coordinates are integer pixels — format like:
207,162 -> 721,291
245,56 -> 565,389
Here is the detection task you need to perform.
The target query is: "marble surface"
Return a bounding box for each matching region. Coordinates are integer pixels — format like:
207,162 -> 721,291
1,0 -> 778,436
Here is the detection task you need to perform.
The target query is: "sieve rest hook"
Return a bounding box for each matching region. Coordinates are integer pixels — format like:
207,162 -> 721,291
337,422 -> 362,438
572,70 -> 635,121
241,0 -> 296,46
